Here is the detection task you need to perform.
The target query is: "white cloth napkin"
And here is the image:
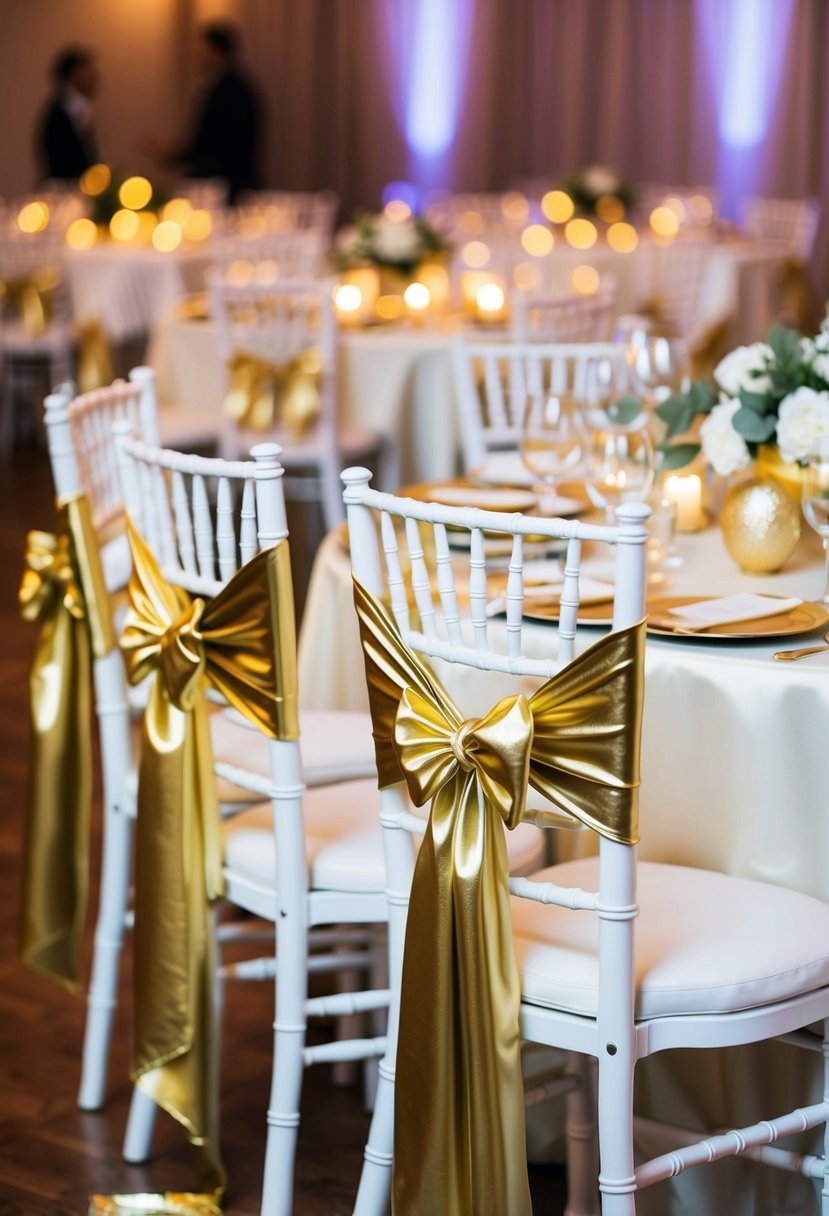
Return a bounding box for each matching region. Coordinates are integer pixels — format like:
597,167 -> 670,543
666,592 -> 802,631
487,562 -> 615,616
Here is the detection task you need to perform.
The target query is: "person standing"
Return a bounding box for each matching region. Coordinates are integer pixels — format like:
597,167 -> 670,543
36,46 -> 100,182
143,21 -> 262,204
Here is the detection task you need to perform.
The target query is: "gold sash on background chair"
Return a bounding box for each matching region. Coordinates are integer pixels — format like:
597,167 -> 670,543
76,319 -> 115,394
18,494 -> 116,991
352,578 -> 645,1215
120,521 -> 299,1192
222,348 -> 322,436
0,266 -> 59,338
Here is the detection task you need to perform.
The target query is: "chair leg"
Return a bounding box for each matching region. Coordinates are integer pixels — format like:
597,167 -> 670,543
260,954 -> 308,1216
596,1050 -> 637,1216
563,1052 -> 599,1216
77,805 -> 133,1110
352,1054 -> 394,1216
123,1085 -> 159,1162
822,1020 -> 829,1215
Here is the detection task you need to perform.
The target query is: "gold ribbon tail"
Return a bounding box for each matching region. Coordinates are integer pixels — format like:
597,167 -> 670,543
76,319 -> 114,393
18,495 -> 115,991
351,575 -> 645,1213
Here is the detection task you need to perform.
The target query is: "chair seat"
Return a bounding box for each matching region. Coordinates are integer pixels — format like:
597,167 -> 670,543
224,784 -> 546,894
512,859 -> 829,1020
1,318 -> 75,355
210,706 -> 379,789
157,403 -> 222,451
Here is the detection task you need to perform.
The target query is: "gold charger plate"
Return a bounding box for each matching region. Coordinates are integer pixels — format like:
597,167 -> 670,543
522,599 -> 614,626
402,480 -> 538,514
646,596 -> 829,639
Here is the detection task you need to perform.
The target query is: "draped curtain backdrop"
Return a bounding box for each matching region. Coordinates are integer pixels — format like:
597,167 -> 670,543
201,0 -> 829,292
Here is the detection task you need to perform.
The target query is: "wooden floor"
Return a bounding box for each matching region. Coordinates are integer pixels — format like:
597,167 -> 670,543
0,445 -> 568,1214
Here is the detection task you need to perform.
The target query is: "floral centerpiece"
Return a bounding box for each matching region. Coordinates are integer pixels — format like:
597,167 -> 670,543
335,210 -> 451,278
657,321 -> 829,477
559,164 -> 634,218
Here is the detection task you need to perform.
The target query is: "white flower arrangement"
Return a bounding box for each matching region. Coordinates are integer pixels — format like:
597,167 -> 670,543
335,210 -> 450,276
657,321 -> 829,473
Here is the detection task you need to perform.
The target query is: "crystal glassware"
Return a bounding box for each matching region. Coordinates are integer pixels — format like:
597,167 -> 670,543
519,388 -> 586,510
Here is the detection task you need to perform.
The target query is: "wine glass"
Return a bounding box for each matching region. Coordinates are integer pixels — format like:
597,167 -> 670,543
583,425 -> 656,520
801,436 -> 829,604
628,336 -> 690,409
519,387 -> 586,511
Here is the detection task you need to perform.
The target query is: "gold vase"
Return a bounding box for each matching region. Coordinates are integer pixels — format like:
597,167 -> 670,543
720,477 -> 801,573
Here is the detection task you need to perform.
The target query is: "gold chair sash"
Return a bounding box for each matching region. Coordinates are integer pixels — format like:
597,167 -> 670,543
222,348 -> 322,436
352,577 -> 645,1215
0,266 -> 59,337
120,520 -> 299,1191
76,318 -> 115,393
18,494 -> 116,991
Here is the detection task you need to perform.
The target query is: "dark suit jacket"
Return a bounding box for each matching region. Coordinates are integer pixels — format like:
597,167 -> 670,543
37,98 -> 97,181
183,68 -> 262,203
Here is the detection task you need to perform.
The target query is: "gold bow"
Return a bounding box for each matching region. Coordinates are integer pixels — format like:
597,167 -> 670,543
352,578 -> 644,1215
222,348 -> 322,436
76,318 -> 114,393
121,519 -> 299,1191
0,266 -> 59,337
18,495 -> 116,991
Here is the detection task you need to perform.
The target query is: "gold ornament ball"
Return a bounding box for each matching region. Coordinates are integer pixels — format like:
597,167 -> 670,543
720,478 -> 801,573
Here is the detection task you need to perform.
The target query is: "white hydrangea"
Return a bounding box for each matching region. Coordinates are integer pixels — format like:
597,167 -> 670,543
700,397 -> 752,477
775,386 -> 829,464
370,216 -> 422,264
713,343 -> 773,397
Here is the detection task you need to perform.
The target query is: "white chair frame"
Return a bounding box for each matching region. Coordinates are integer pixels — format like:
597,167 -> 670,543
742,195 -> 821,262
451,337 -> 621,473
344,468 -> 829,1216
113,435 -> 392,1216
511,282 -> 619,343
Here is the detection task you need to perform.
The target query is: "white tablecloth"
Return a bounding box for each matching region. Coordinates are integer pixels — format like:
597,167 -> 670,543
65,245 -> 212,342
297,517 -> 829,1214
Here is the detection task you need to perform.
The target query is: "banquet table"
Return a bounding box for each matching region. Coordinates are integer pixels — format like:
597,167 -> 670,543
297,512 -> 829,1215
149,235 -> 792,485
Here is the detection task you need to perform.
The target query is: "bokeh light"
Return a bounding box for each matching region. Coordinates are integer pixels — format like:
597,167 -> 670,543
152,220 -> 183,252
65,218 -> 98,250
606,221 -> 639,253
476,282 -> 505,314
564,218 -> 598,249
595,194 -> 625,223
119,176 -> 153,211
513,261 -> 541,292
403,281 -> 431,311
460,240 -> 490,268
17,202 -> 50,233
334,284 -> 362,313
520,224 -> 555,257
184,209 -> 212,241
163,198 -> 194,226
541,190 -> 574,224
80,163 -> 111,196
501,192 -> 529,223
383,199 -> 412,222
109,208 -> 140,241
571,265 -> 600,295
649,206 -> 680,238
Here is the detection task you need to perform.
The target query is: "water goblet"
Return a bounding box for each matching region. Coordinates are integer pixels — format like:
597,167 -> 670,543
519,388 -> 586,512
801,436 -> 829,604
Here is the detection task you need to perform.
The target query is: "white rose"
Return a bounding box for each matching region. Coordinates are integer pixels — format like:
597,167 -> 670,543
582,164 -> 619,197
700,397 -> 752,477
370,216 -> 421,263
802,333 -> 829,383
713,343 -> 773,396
820,314 -> 829,337
775,386 -> 829,463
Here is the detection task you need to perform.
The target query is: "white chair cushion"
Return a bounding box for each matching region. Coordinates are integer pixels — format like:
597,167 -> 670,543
513,859 -> 829,1020
223,783 -> 546,894
210,707 -> 378,790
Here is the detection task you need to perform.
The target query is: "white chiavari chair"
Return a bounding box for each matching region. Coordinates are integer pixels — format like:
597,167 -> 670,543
451,337 -> 620,476
210,228 -> 327,279
236,190 -> 339,239
45,371 -> 381,1119
636,234 -> 709,340
209,271 -> 385,529
511,281 -> 619,343
742,195 -> 822,262
344,468 -> 829,1216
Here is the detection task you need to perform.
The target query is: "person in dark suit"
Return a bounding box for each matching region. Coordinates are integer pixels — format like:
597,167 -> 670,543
36,46 -> 100,182
143,22 -> 262,204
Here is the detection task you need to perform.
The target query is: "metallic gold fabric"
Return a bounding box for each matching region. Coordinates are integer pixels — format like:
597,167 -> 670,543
89,1194 -> 222,1215
352,577 -> 644,1215
120,520 -> 299,1190
0,266 -> 58,337
222,348 -> 321,436
18,494 -> 116,991
76,318 -> 115,393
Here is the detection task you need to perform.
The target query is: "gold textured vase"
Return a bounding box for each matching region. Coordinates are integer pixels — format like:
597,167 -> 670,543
755,444 -> 805,502
720,478 -> 801,573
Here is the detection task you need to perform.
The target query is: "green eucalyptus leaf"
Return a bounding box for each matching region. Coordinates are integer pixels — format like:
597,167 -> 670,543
658,442 -> 701,470
731,407 -> 777,442
656,393 -> 693,424
767,324 -> 800,366
688,381 -> 716,411
665,406 -> 696,439
607,394 -> 644,425
738,388 -> 774,414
